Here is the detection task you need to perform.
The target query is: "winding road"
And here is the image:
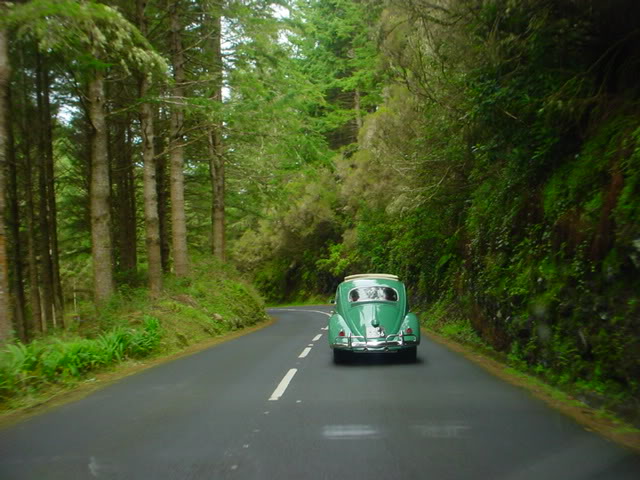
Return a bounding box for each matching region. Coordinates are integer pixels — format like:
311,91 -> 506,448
1,306 -> 639,479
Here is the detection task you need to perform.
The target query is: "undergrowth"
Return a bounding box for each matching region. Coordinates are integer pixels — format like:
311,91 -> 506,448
420,296 -> 484,347
0,316 -> 161,404
425,295 -> 640,426
0,256 -> 266,409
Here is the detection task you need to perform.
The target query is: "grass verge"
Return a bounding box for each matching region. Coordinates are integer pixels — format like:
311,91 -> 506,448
0,318 -> 274,430
266,295 -> 331,308
0,257 -> 268,415
420,303 -> 640,453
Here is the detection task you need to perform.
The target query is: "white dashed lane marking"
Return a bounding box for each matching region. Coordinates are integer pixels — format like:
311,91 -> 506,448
269,369 -> 298,401
265,309 -> 332,402
299,347 -> 312,358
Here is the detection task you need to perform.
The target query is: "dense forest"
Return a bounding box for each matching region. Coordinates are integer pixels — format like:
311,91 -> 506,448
0,0 -> 638,414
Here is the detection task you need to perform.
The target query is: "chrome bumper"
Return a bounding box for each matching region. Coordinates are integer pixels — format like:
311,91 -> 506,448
332,333 -> 418,352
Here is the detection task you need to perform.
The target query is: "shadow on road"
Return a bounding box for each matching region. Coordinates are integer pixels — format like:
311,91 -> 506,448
331,354 -> 426,368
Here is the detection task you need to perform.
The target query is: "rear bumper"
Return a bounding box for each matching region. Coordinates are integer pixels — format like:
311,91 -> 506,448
331,333 -> 419,353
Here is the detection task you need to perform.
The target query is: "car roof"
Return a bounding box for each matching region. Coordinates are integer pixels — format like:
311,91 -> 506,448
340,274 -> 404,292
344,273 -> 399,282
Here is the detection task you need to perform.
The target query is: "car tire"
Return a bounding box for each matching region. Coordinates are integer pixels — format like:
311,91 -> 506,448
333,349 -> 350,364
399,346 -> 417,363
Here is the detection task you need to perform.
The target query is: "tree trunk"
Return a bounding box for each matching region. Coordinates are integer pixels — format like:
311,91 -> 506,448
169,0 -> 189,276
24,147 -> 42,335
125,125 -> 137,270
0,24 -> 12,342
6,93 -> 26,340
88,70 -> 115,303
209,2 -> 225,261
112,114 -> 137,275
138,0 -> 162,297
35,52 -> 55,329
40,61 -> 63,326
19,63 -> 42,335
156,138 -> 171,274
209,131 -> 225,260
354,87 -> 363,131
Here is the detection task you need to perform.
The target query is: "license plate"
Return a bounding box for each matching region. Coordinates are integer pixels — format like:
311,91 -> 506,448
366,327 -> 384,338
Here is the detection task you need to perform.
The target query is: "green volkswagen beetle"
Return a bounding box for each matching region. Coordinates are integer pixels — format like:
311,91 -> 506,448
328,274 -> 420,363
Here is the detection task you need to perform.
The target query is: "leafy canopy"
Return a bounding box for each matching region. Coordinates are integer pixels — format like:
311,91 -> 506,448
4,0 -> 168,75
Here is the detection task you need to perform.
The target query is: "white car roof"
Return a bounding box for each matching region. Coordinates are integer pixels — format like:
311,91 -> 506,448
344,273 -> 399,282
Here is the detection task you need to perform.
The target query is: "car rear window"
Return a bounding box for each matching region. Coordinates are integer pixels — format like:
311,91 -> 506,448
348,286 -> 398,303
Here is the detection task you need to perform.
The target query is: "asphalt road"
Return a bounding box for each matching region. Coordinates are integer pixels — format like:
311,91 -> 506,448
1,306 -> 639,479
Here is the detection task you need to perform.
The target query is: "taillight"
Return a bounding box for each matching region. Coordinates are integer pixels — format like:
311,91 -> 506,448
338,330 -> 345,337
405,327 -> 413,335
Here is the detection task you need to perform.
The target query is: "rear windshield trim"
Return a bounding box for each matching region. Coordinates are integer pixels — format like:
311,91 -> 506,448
348,286 -> 399,303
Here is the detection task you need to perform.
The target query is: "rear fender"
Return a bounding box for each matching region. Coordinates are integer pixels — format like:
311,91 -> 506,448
401,312 -> 421,343
328,313 -> 349,345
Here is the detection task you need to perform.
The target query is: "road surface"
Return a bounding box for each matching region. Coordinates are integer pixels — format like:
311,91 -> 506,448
1,306 -> 639,479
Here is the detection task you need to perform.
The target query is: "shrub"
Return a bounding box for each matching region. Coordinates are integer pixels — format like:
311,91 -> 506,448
0,315 -> 162,402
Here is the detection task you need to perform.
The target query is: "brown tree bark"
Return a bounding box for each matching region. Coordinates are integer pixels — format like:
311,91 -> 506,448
35,52 -> 55,329
138,0 -> 162,297
156,138 -> 171,274
168,0 -> 189,276
40,61 -> 63,326
23,146 -> 42,335
112,114 -> 137,275
209,2 -> 225,261
209,130 -> 225,260
88,69 -> 115,303
0,24 -> 12,342
18,64 -> 42,335
354,87 -> 363,131
6,94 -> 26,340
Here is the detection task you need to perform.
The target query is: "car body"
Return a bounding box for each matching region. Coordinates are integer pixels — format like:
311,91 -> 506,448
328,274 -> 420,363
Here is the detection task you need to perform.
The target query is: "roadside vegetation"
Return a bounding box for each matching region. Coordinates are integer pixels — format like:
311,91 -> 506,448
229,1 -> 640,425
0,0 -> 273,409
0,257 -> 265,410
422,302 -> 640,429
0,0 -> 638,429
422,316 -> 640,452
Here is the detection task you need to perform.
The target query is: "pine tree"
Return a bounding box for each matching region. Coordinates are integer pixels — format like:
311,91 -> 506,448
0,2 -> 12,341
168,0 -> 189,277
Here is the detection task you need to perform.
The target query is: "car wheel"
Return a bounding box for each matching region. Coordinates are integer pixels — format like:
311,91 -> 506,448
333,349 -> 350,364
399,346 -> 417,363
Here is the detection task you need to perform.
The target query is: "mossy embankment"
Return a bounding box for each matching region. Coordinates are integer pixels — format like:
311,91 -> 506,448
421,295 -> 640,451
0,258 -> 267,412
236,2 -> 640,430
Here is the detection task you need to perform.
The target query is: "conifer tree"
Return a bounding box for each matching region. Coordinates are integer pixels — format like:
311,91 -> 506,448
0,1 -> 11,341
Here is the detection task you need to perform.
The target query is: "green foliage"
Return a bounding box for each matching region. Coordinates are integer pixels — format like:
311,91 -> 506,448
422,296 -> 484,346
614,125 -> 640,244
0,257 -> 265,406
5,0 -> 168,75
439,320 -> 484,346
232,166 -> 341,302
0,315 -> 161,401
315,241 -> 359,278
239,0 -> 640,412
289,0 -> 383,147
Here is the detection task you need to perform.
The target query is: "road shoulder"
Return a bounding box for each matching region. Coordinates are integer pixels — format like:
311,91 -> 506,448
424,328 -> 640,454
0,317 -> 276,430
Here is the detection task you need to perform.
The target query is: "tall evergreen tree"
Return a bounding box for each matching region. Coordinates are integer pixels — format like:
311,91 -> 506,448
208,0 -> 225,260
137,0 -> 163,297
0,2 -> 12,341
168,0 -> 189,276
7,0 -> 167,303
